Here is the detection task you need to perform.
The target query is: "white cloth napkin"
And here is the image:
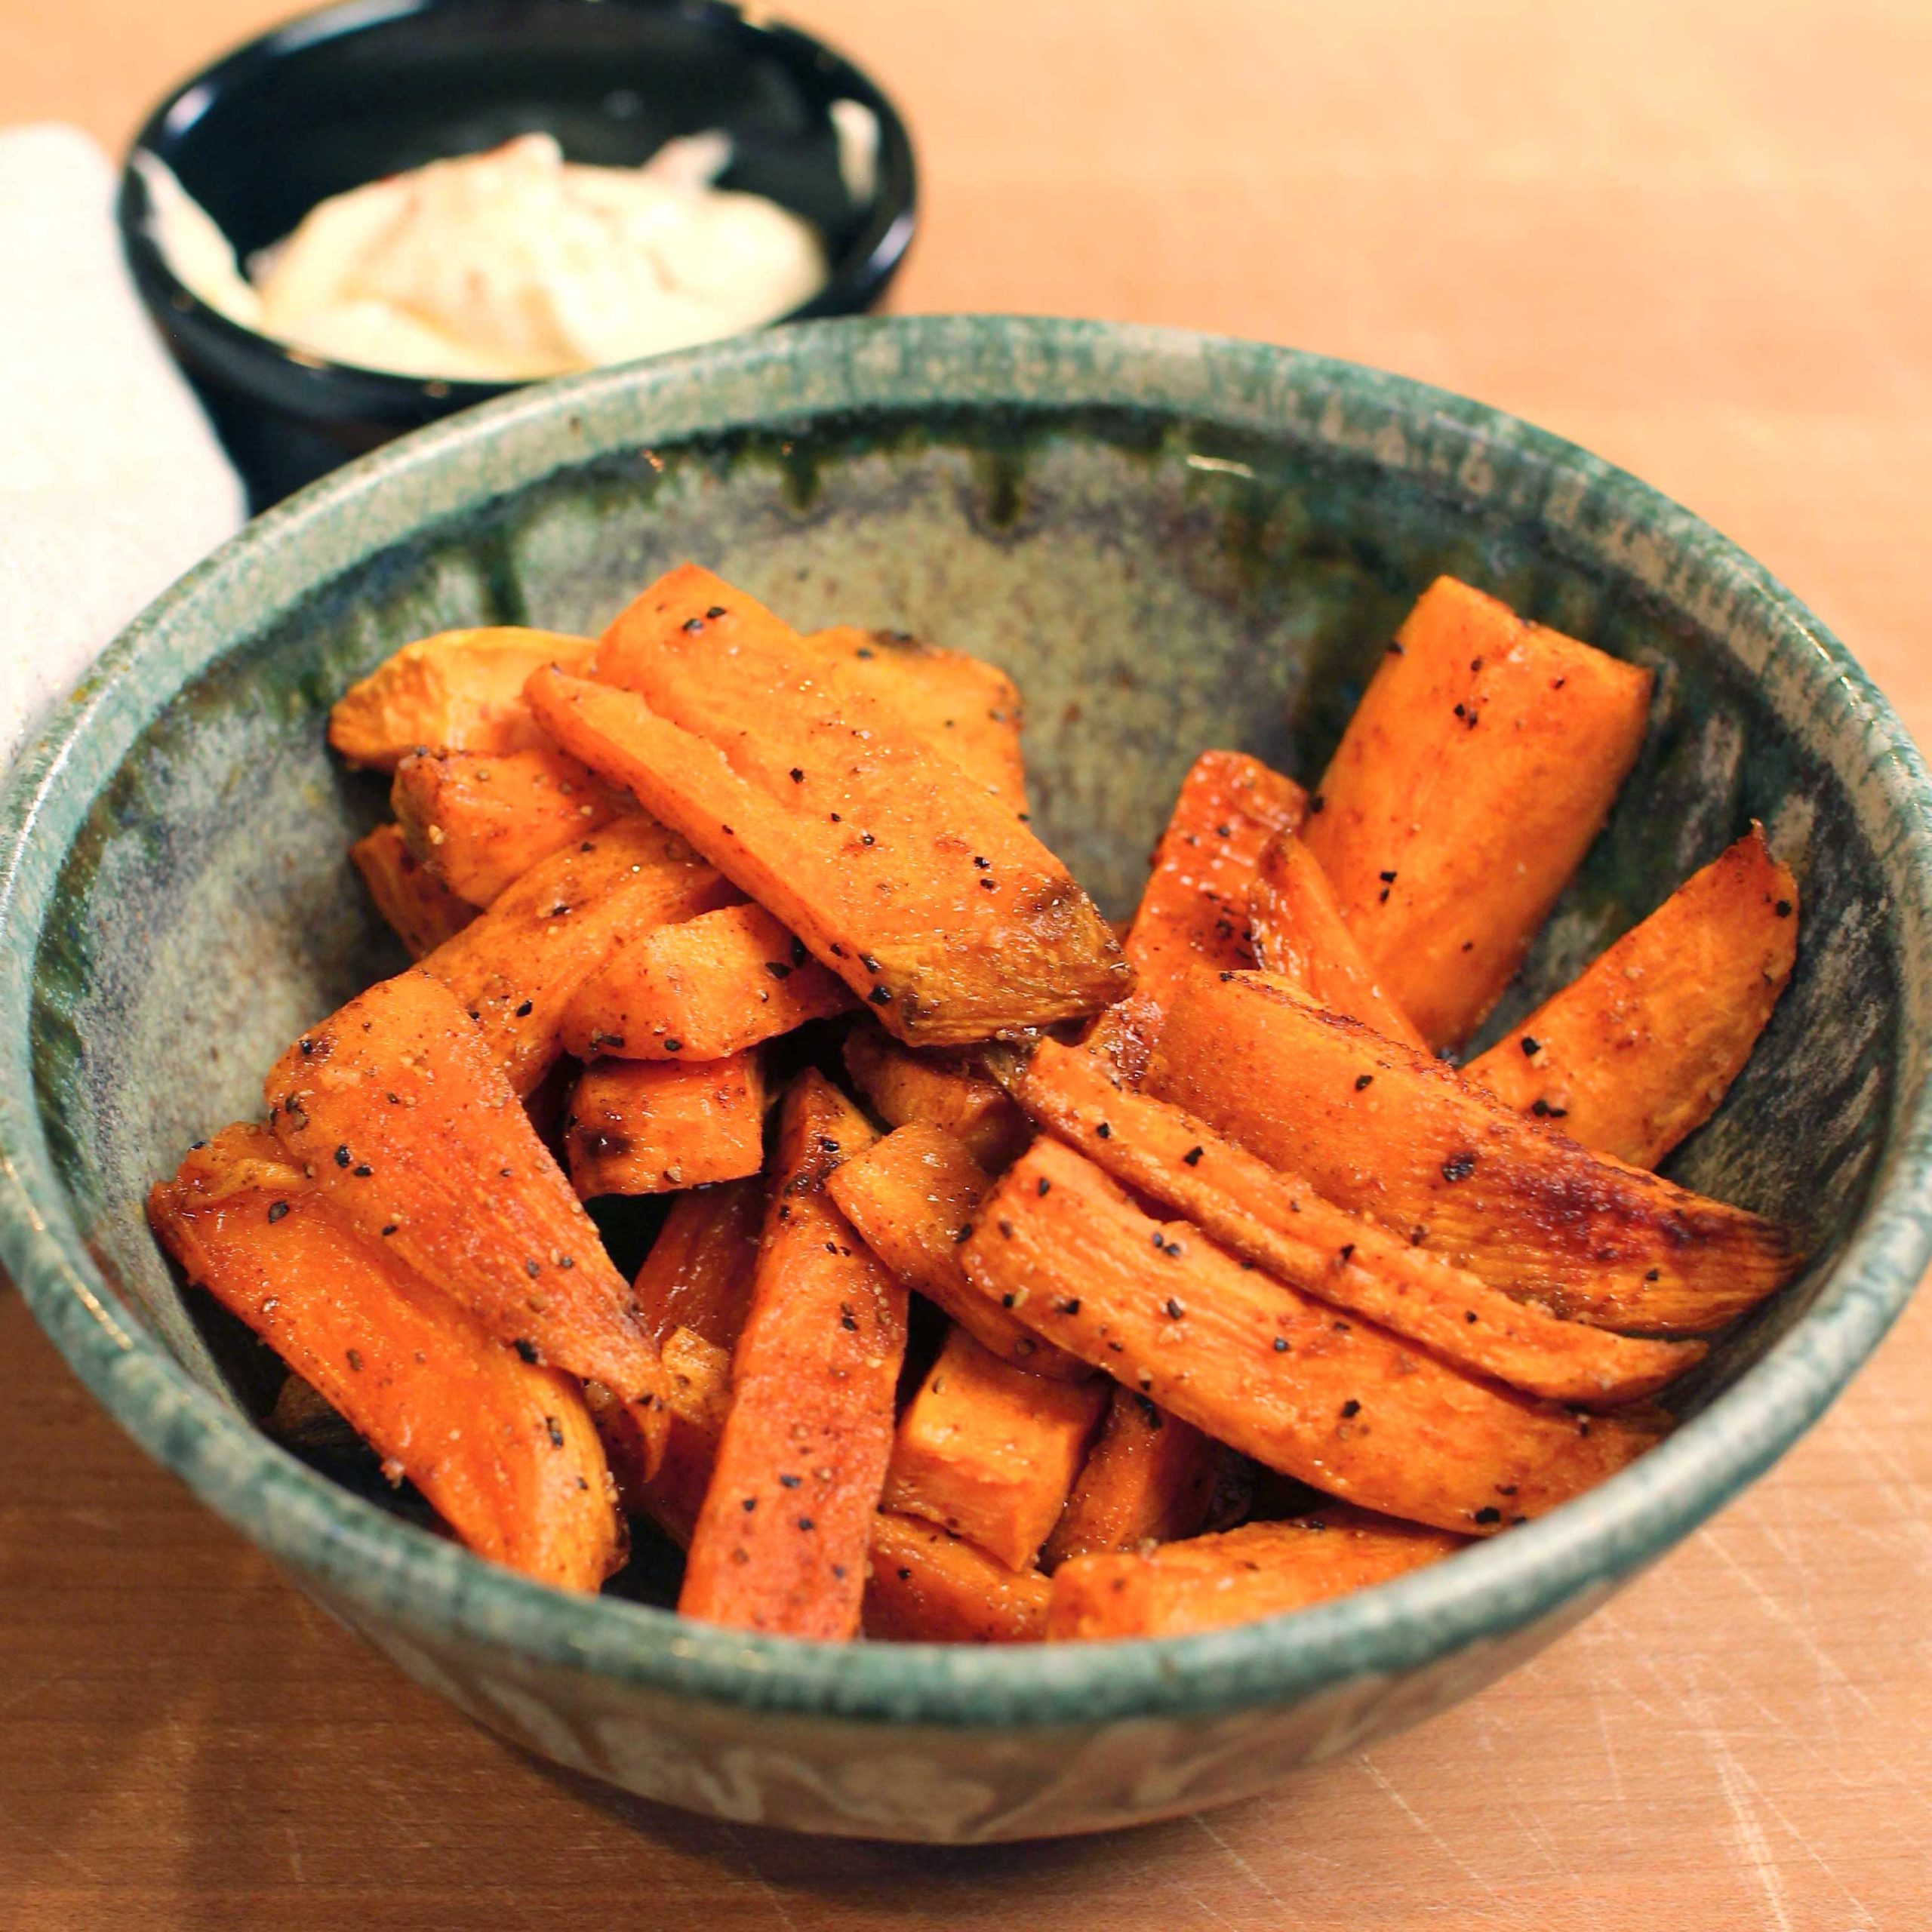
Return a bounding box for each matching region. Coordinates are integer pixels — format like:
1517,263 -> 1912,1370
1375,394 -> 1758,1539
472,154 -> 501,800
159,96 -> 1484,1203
0,125 -> 245,766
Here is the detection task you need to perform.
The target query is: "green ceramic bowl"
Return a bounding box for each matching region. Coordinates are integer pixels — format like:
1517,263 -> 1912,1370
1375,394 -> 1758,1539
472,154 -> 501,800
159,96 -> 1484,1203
3,317 -> 1928,1842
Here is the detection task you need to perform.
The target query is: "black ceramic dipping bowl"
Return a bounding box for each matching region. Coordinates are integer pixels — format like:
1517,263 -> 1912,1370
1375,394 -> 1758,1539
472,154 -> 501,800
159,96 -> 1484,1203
118,0 -> 918,506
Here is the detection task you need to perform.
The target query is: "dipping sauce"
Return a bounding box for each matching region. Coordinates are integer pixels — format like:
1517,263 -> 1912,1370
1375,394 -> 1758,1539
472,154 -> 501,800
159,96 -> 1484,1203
138,132 -> 826,382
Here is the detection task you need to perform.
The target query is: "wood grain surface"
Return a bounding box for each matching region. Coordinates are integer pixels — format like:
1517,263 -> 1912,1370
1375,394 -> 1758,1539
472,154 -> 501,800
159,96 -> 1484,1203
3,2 -> 1930,1924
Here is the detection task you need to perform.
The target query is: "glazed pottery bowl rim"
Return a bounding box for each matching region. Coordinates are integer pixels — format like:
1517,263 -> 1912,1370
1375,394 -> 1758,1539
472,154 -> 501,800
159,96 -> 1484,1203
3,314 -> 1928,1730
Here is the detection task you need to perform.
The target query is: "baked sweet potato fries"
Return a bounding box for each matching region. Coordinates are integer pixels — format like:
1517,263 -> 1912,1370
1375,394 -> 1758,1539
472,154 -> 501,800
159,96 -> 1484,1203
149,566 -> 1801,1642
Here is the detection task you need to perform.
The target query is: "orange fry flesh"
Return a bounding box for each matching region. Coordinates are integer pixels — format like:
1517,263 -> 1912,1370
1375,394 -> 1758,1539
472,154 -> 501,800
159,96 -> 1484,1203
1303,576 -> 1653,1050
561,900 -> 853,1063
564,1054 -> 767,1198
1090,749 -> 1306,1080
349,822 -> 478,959
881,1325 -> 1108,1570
678,1072 -> 907,1639
600,1189 -> 764,1549
150,1125 -> 620,1591
1041,1387 -> 1223,1567
1047,1505 -> 1466,1640
842,1026 -> 1032,1172
1017,1037 -> 1701,1405
863,1512 -> 1051,1644
329,626 -> 596,771
1146,969 -> 1800,1335
392,743 -> 632,908
958,1137 -> 1663,1535
264,971 -> 669,1469
1247,830 -> 1426,1049
826,1121 -> 1089,1380
1464,825 -> 1798,1168
421,814 -> 735,1095
527,565 -> 1124,1044
804,625 -> 1029,813
629,1176 -> 764,1349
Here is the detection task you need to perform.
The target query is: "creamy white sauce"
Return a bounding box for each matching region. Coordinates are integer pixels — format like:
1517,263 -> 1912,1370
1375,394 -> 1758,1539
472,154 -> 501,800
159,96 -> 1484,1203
137,132 -> 826,383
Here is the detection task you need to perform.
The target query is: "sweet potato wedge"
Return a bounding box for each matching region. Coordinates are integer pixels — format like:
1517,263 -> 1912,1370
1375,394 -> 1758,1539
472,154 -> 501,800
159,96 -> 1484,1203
149,1124 -> 620,1590
265,971 -> 670,1469
349,823 -> 478,958
959,1137 -> 1663,1534
630,1176 -> 763,1349
659,1324 -> 734,1436
592,1212 -> 760,1549
528,566 -> 1125,1044
1303,576 -> 1653,1049
560,900 -> 852,1063
1017,1037 -> 1700,1405
841,1026 -> 1032,1171
564,1054 -> 767,1197
583,1380 -> 704,1549
881,1326 -> 1108,1569
825,1121 -> 1089,1379
1147,970 -> 1800,1334
1464,826 -> 1799,1168
422,814 -> 735,1094
1247,831 -> 1426,1049
393,744 -> 632,907
1041,1388 -> 1223,1568
806,626 -> 1028,814
329,626 -> 595,771
863,1512 -> 1051,1644
1090,749 -> 1306,1081
679,1072 -> 908,1638
1046,1505 -> 1466,1640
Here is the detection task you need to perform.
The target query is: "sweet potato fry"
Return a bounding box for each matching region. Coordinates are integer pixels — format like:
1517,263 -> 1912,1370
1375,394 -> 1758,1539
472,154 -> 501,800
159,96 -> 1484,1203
266,971 -> 669,1471
349,822 -> 478,958
959,1138 -> 1663,1534
1464,826 -> 1799,1168
1147,970 -> 1800,1334
583,1381 -> 703,1549
392,744 -> 632,907
1247,831 -> 1426,1049
1017,1037 -> 1700,1404
806,626 -> 1028,813
422,815 -> 735,1094
1046,1505 -> 1466,1640
149,1124 -> 620,1590
564,1054 -> 767,1197
592,1204 -> 761,1549
825,1122 -> 1090,1379
863,1512 -> 1051,1644
1089,749 -> 1306,1080
560,900 -> 852,1063
329,626 -> 595,771
630,1177 -> 763,1349
528,566 -> 1125,1043
1041,1388 -> 1223,1568
841,1026 -> 1032,1171
679,1072 -> 908,1638
659,1325 -> 734,1435
1303,576 -> 1654,1049
881,1326 -> 1108,1569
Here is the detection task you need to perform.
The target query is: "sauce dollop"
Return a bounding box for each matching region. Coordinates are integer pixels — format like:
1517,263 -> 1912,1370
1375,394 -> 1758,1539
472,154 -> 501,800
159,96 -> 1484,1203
140,133 -> 826,382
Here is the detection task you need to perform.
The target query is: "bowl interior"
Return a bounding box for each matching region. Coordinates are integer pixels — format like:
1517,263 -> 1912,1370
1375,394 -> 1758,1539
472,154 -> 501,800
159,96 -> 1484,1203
26,365 -> 1906,1621
135,0 -> 906,296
